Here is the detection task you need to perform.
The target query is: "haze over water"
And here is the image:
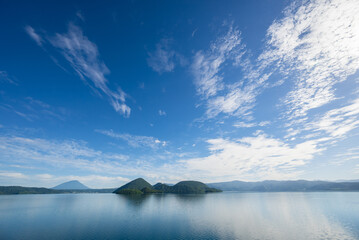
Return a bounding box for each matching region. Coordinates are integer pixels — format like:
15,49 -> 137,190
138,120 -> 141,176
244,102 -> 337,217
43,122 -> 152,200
1,192 -> 358,240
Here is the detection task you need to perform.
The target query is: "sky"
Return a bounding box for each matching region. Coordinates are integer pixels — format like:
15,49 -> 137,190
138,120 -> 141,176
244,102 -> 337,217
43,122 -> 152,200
1,0 -> 359,188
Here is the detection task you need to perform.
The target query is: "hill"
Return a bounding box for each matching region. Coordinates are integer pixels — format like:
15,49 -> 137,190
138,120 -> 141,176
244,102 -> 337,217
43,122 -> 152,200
53,180 -> 89,190
153,183 -> 172,192
170,181 -> 222,194
113,178 -> 154,194
114,178 -> 222,194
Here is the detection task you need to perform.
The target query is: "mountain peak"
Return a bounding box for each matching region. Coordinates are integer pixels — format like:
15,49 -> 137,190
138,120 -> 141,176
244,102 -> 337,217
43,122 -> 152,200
114,178 -> 152,194
52,180 -> 89,190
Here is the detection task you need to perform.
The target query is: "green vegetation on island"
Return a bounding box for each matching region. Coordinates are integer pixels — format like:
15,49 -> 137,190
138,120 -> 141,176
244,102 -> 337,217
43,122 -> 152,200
165,181 -> 222,194
0,186 -> 116,195
0,186 -> 60,195
113,178 -> 152,194
113,178 -> 222,195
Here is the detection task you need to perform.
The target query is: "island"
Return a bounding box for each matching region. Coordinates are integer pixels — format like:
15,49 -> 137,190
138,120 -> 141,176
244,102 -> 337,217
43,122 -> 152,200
113,178 -> 222,194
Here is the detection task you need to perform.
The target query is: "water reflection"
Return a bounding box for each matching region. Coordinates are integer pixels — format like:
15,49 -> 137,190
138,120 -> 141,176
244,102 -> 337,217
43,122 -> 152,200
0,192 -> 358,240
191,192 -> 357,240
116,193 -> 151,208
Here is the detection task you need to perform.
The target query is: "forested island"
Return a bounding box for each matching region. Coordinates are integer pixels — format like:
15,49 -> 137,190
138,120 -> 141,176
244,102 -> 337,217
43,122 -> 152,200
113,178 -> 222,194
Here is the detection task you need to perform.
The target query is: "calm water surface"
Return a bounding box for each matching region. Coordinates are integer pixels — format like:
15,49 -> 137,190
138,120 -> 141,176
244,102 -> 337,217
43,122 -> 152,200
0,192 -> 358,240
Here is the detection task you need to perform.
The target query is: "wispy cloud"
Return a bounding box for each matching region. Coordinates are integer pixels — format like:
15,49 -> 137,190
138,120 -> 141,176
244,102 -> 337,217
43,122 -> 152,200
0,135 -> 130,176
76,10 -> 85,22
25,25 -> 43,46
0,134 -> 181,186
260,0 -> 359,119
180,133 -> 325,182
96,129 -> 167,149
233,121 -> 270,128
0,71 -> 18,85
191,26 -> 273,119
147,38 -> 186,74
158,109 -> 166,116
192,26 -> 243,99
306,97 -> 359,138
191,0 -> 359,126
0,96 -> 67,121
0,171 -> 129,188
25,23 -> 131,117
0,172 -> 27,179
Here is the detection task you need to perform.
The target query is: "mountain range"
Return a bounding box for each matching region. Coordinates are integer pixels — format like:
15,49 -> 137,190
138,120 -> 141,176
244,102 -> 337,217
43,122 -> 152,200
2,179 -> 359,195
207,180 -> 359,192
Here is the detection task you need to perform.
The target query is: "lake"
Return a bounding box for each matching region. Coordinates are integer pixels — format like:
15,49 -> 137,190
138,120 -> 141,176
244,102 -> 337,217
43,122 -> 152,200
0,192 -> 358,240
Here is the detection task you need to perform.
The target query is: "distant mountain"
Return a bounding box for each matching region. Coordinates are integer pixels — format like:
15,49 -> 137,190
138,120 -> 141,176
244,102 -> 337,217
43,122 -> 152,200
53,180 -> 89,190
207,180 -> 359,192
335,179 -> 359,182
114,178 -> 221,194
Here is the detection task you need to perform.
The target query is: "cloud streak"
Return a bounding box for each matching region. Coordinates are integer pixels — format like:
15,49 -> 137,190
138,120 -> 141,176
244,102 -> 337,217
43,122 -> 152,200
0,171 -> 129,188
158,109 -> 166,116
192,26 -> 243,99
25,24 -> 131,116
0,135 -> 130,175
96,129 -> 167,149
260,0 -> 359,119
147,38 -> 186,74
191,26 -> 273,119
180,134 -> 325,182
25,26 -> 43,46
0,71 -> 18,85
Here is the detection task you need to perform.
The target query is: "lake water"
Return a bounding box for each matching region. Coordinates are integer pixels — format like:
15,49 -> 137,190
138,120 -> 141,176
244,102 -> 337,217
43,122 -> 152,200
0,192 -> 358,240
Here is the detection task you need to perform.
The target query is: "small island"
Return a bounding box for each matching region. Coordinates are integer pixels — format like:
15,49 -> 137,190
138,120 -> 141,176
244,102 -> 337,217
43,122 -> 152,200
113,178 -> 222,195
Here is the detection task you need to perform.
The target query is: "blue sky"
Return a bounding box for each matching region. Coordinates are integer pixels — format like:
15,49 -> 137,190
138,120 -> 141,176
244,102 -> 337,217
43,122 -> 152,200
1,0 -> 359,188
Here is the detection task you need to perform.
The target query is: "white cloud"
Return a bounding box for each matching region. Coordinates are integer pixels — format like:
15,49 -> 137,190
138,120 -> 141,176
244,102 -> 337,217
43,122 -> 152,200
260,0 -> 359,119
96,129 -> 167,149
192,26 -> 243,99
50,24 -> 130,116
180,134 -> 324,182
158,109 -> 166,116
0,97 -> 67,122
0,136 -> 130,176
0,172 -> 27,179
234,121 -> 270,128
0,171 -> 129,188
307,98 -> 359,138
191,26 -> 274,119
26,24 -> 131,117
147,39 -> 186,74
191,0 -> 359,126
25,25 -> 43,46
330,147 -> 359,166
